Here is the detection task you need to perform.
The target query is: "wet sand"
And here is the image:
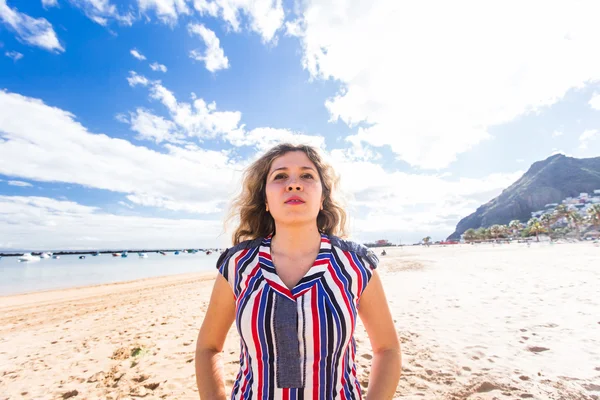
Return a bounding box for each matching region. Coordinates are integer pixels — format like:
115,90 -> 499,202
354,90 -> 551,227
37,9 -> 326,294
1,243 -> 599,399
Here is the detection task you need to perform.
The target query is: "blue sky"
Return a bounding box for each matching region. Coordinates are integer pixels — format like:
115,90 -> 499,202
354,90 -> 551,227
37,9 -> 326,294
1,0 -> 600,250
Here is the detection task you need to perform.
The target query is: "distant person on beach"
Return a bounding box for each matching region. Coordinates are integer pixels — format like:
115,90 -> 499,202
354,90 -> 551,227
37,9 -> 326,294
195,143 -> 401,399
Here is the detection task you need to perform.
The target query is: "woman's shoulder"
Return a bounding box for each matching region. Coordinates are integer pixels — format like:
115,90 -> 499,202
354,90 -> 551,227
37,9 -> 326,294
215,237 -> 263,270
328,235 -> 379,270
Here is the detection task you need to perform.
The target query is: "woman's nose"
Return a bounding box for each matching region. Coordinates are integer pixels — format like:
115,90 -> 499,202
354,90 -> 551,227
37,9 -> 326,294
287,178 -> 302,191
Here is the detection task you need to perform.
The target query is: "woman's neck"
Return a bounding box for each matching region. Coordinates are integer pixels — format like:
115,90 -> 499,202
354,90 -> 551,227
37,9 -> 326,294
271,223 -> 322,257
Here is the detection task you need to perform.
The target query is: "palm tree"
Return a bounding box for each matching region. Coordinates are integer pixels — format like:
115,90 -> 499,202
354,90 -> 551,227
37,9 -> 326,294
554,204 -> 569,223
463,228 -> 477,243
475,227 -> 486,242
567,210 -> 584,240
509,220 -> 522,238
540,213 -> 555,239
527,217 -> 544,242
422,236 -> 431,247
587,204 -> 600,233
490,224 -> 502,241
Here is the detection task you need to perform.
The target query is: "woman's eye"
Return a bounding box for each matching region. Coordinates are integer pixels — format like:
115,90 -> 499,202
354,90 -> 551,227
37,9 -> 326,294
302,174 -> 314,179
274,173 -> 287,180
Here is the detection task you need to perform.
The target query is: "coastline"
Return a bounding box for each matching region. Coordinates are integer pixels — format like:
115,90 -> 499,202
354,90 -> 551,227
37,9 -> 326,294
1,243 -> 598,399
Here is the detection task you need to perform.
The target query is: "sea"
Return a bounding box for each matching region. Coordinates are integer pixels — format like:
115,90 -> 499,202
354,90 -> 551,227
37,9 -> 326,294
0,252 -> 220,296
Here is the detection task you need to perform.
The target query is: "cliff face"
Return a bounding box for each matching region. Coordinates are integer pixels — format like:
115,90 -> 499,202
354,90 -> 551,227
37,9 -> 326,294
447,154 -> 600,240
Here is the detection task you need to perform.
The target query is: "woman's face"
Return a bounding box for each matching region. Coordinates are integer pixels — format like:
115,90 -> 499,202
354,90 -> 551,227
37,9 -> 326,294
265,151 -> 323,228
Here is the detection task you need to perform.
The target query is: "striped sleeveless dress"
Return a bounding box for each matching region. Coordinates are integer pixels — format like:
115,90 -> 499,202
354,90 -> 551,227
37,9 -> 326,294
216,233 -> 379,400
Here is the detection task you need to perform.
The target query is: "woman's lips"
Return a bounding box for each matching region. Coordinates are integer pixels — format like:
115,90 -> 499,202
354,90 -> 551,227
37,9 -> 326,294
285,199 -> 305,205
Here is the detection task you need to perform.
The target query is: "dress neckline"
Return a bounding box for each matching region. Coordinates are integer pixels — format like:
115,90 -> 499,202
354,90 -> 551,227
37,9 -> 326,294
258,233 -> 331,301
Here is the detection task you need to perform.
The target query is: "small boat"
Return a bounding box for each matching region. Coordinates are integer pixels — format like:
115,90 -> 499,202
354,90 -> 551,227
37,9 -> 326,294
92,252 -> 100,256
79,255 -> 86,259
138,252 -> 148,258
18,253 -> 41,262
40,252 -> 52,259
206,250 -> 212,255
174,251 -> 180,255
159,251 -> 167,256
121,252 -> 128,258
112,253 -> 121,257
52,255 -> 60,259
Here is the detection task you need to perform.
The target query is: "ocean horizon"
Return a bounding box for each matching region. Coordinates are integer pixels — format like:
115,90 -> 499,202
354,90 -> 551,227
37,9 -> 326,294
0,252 -> 220,296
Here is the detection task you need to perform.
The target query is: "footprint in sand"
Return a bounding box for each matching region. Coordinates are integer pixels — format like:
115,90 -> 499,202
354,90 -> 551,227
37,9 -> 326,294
527,346 -> 550,353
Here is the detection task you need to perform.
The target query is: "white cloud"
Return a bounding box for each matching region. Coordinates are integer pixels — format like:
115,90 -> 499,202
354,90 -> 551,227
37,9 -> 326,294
0,195 -> 224,249
128,107 -> 184,144
0,0 -> 64,52
329,150 -> 524,242
1,84 -> 521,245
552,130 -> 563,137
118,200 -> 134,209
188,23 -> 229,72
579,129 -> 598,149
226,127 -> 325,151
150,62 -> 167,72
291,0 -> 600,169
129,72 -> 243,140
0,90 -> 242,215
126,70 -> 150,86
193,0 -> 284,43
8,180 -> 32,187
589,92 -> 600,110
130,48 -> 146,60
69,0 -> 134,26
128,72 -> 327,151
137,0 -> 190,24
5,50 -> 23,61
41,0 -> 58,8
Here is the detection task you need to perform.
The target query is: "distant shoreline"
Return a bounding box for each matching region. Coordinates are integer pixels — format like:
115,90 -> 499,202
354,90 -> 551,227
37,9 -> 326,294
0,248 -> 223,257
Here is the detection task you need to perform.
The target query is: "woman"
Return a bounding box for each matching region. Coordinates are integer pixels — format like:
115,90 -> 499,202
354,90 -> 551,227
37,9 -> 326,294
195,143 -> 401,399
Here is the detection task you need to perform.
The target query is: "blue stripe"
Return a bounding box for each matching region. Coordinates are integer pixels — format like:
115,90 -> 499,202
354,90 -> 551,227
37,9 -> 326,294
317,286 -> 327,400
257,287 -> 270,400
321,284 -> 345,398
234,247 -> 259,297
349,252 -> 370,294
329,250 -> 358,317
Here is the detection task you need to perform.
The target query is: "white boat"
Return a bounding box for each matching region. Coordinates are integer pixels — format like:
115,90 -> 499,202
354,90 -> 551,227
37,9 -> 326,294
52,255 -> 60,259
18,253 -> 41,262
138,252 -> 148,258
40,252 -> 52,259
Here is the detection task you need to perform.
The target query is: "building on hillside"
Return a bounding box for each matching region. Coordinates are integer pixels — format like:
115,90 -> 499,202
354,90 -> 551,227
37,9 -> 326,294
530,188 -> 600,220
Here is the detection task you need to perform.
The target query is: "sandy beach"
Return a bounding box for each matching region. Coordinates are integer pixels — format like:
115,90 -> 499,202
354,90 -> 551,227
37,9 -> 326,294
1,243 -> 599,399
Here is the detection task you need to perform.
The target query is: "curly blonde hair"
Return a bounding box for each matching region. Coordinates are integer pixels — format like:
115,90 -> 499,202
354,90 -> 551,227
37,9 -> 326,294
226,143 -> 348,245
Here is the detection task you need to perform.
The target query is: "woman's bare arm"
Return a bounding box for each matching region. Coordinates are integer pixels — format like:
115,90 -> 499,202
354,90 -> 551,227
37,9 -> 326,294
195,274 -> 236,400
358,270 -> 402,400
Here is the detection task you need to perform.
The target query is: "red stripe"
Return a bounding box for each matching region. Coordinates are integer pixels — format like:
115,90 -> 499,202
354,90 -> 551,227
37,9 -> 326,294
351,345 -> 362,400
327,262 -> 355,332
251,288 -> 264,400
240,347 -> 250,396
236,251 -> 261,308
340,352 -> 348,400
344,251 -> 364,297
264,279 -> 293,300
314,258 -> 329,266
259,251 -> 271,260
311,286 -> 320,400
283,388 -> 290,400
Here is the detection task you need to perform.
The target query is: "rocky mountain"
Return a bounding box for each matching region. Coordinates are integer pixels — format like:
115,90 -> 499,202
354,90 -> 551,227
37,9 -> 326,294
447,154 -> 600,240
